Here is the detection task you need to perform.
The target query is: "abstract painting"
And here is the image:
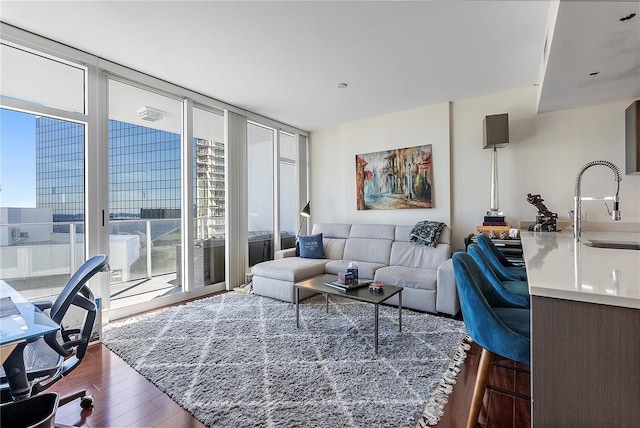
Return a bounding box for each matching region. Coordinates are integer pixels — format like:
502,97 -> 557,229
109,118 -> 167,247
356,144 -> 433,210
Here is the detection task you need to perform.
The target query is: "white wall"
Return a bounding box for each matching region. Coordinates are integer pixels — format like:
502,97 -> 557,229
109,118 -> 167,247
310,102 -> 451,227
311,86 -> 640,249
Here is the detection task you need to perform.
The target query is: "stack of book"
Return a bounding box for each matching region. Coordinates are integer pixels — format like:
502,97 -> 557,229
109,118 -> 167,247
483,215 -> 507,226
324,279 -> 372,292
477,215 -> 510,237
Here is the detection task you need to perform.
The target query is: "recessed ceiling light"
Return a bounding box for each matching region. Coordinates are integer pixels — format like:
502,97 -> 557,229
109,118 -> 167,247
337,83 -> 348,89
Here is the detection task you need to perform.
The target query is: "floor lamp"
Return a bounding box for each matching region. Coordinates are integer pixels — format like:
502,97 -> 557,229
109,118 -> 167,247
296,201 -> 311,256
297,201 -> 311,236
483,114 -> 509,215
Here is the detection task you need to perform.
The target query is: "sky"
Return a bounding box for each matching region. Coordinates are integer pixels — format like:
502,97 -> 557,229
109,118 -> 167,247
0,108 -> 37,207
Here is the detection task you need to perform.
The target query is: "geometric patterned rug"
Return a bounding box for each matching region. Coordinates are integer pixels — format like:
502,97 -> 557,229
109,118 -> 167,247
103,292 -> 469,428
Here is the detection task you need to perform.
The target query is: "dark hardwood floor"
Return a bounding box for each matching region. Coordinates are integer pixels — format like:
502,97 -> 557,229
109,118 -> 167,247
432,342 -> 531,428
51,344 -> 204,428
50,339 -> 530,427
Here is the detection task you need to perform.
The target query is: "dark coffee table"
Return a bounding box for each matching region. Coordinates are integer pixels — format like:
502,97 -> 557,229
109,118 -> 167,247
294,274 -> 403,355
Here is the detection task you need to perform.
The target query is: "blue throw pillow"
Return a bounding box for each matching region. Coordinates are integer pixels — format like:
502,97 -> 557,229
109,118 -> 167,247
298,233 -> 325,259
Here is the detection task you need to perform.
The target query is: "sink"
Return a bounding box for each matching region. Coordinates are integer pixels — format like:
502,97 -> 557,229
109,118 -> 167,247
588,239 -> 640,250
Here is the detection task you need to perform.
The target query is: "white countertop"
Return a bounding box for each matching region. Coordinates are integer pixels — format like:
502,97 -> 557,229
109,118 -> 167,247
521,231 -> 640,309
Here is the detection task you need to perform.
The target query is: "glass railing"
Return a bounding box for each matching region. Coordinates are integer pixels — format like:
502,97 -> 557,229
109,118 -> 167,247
109,218 -> 184,308
1,219 -> 294,308
0,221 -> 85,301
0,218 -> 225,308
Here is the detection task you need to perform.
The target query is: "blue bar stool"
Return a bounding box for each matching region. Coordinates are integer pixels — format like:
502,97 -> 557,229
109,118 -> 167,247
476,234 -> 527,280
452,252 -> 530,428
467,243 -> 529,307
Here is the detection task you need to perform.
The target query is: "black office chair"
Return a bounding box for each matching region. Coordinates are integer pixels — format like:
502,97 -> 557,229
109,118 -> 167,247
1,254 -> 109,411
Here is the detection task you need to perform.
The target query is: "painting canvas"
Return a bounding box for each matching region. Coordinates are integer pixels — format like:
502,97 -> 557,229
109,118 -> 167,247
356,144 -> 433,210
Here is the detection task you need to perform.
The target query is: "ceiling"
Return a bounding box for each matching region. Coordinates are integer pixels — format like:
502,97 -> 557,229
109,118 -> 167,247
1,1 -> 638,132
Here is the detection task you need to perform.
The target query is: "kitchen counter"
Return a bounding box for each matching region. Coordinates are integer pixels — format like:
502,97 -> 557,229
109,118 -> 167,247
521,230 -> 640,427
521,230 -> 640,309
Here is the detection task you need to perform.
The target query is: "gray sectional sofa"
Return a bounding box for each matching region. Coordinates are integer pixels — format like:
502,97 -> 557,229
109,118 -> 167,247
250,223 -> 459,315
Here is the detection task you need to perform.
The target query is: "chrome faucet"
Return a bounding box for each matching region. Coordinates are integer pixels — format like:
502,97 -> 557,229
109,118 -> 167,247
573,160 -> 622,241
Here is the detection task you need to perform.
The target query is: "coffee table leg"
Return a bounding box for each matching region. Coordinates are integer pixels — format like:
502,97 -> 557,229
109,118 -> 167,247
375,303 -> 379,355
296,287 -> 300,328
398,290 -> 402,332
325,293 -> 329,313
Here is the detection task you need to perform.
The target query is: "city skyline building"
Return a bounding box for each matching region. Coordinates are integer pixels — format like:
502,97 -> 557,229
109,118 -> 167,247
34,118 -> 225,238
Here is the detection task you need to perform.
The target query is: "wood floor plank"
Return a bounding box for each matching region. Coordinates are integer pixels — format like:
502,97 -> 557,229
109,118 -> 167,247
108,401 -> 159,428
155,410 -> 207,428
432,341 -> 531,428
127,401 -> 185,428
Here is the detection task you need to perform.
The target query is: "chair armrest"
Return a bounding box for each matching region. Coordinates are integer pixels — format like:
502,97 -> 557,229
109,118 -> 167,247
436,258 -> 460,316
275,248 -> 297,259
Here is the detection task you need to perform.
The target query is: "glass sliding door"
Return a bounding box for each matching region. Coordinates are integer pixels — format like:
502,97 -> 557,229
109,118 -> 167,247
2,29 -> 310,320
0,108 -> 86,301
108,79 -> 183,309
192,106 -> 225,287
0,42 -> 87,302
279,132 -> 296,250
247,122 -> 274,267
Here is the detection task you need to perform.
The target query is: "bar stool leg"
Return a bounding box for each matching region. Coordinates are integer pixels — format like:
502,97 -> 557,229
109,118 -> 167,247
467,348 -> 493,428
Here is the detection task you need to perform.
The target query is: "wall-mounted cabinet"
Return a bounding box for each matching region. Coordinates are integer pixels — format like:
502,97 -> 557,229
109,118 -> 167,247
626,100 -> 639,175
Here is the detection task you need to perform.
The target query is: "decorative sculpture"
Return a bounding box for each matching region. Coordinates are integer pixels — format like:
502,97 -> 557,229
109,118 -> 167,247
526,193 -> 558,232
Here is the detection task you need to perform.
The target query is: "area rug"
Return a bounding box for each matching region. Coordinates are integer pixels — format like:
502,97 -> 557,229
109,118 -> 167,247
102,292 -> 469,428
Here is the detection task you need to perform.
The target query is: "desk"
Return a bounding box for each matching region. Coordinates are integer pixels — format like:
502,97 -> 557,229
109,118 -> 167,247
1,280 -> 60,399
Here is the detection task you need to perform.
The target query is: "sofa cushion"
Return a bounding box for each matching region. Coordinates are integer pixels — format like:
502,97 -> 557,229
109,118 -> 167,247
298,233 -> 325,259
312,223 -> 351,239
349,224 -> 396,240
324,260 -> 387,280
252,258 -> 327,282
373,266 -> 437,291
322,238 -> 347,260
390,241 -> 450,270
343,238 -> 393,265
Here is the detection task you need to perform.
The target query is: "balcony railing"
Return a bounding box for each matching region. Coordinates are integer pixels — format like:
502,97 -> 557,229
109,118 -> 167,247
1,218 -> 293,308
0,217 -> 224,304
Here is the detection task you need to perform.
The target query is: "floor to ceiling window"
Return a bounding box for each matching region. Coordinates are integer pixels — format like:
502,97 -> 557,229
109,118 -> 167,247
279,132 -> 297,250
247,122 -> 275,266
107,79 -> 184,309
2,24 -> 308,319
0,42 -> 87,301
247,123 -> 301,266
192,105 -> 226,288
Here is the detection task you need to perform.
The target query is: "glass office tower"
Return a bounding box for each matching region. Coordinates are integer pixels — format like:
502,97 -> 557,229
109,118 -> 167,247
35,118 -> 225,227
35,117 -> 85,222
108,119 -> 181,220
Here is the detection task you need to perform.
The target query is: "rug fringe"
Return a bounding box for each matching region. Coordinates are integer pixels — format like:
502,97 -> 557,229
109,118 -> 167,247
414,333 -> 472,428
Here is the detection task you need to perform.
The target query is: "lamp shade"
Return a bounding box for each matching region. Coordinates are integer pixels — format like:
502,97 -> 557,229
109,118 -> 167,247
296,201 -> 311,246
483,113 -> 509,149
300,201 -> 311,217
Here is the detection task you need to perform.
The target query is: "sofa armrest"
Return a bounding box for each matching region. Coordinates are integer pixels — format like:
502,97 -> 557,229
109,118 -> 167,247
275,248 -> 297,259
436,258 -> 460,316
